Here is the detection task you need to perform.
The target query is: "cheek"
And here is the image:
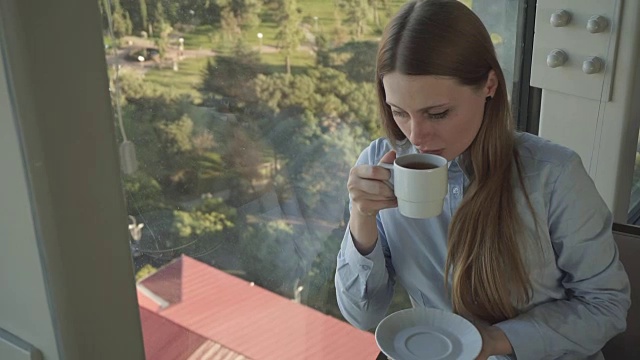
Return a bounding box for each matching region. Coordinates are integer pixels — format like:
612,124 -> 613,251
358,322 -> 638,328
395,119 -> 411,137
456,113 -> 482,138
443,110 -> 483,147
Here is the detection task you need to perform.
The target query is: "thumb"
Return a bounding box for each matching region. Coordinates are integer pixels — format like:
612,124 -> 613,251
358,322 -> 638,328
379,150 -> 396,165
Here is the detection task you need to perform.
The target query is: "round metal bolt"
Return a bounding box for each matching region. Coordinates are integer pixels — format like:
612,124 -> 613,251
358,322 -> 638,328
550,10 -> 571,27
547,49 -> 568,68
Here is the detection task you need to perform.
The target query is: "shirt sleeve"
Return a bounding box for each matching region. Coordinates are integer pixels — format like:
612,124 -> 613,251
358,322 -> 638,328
334,140 -> 397,330
335,225 -> 396,330
494,153 -> 631,360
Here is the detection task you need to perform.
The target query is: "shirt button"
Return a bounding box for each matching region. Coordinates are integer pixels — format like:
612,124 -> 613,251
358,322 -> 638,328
452,186 -> 460,196
361,265 -> 371,271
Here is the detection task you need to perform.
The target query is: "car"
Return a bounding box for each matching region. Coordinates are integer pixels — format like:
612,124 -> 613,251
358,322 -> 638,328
125,47 -> 160,62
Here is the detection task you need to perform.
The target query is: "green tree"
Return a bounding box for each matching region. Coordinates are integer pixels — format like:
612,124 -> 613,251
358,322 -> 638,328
155,114 -> 194,155
169,196 -> 237,259
158,0 -> 180,25
335,41 -> 378,83
197,196 -> 237,219
235,0 -> 263,30
251,67 -> 379,135
237,219 -> 313,295
220,5 -> 241,43
314,33 -> 332,68
119,0 -> 157,33
139,0 -> 149,35
123,171 -> 166,214
285,123 -> 369,218
302,228 -> 344,318
331,10 -> 350,46
163,0 -> 218,25
252,73 -> 292,112
172,209 -> 234,238
115,87 -> 201,194
153,3 -> 173,58
152,1 -> 170,39
215,0 -> 263,43
106,0 -> 133,38
220,125 -> 266,206
344,82 -> 379,137
200,41 -> 261,100
109,68 -> 139,104
193,150 -> 224,193
275,0 -> 304,74
135,264 -> 158,281
335,0 -> 370,39
368,0 -> 391,27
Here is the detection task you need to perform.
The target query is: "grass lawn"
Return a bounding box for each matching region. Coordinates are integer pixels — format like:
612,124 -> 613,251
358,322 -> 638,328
243,22 -> 279,48
259,50 -> 316,74
144,57 -> 209,100
181,25 -> 218,50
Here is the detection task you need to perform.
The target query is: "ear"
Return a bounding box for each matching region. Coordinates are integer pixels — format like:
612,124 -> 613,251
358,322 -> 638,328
483,69 -> 499,98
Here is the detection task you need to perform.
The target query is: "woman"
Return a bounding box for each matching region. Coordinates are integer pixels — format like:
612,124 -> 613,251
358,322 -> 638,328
334,1 -> 630,359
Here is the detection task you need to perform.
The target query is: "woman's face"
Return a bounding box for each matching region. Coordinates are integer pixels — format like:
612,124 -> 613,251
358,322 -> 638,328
382,71 -> 497,161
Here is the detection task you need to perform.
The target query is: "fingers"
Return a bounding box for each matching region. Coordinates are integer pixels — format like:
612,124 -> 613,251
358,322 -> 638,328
347,150 -> 398,216
353,199 -> 398,217
379,150 -> 396,165
350,185 -> 397,216
349,178 -> 394,198
348,167 -> 394,198
350,163 -> 392,183
349,169 -> 396,217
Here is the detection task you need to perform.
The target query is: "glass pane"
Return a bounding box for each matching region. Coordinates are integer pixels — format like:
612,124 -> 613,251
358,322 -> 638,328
628,134 -> 640,224
468,0 -> 521,96
100,0 -> 522,357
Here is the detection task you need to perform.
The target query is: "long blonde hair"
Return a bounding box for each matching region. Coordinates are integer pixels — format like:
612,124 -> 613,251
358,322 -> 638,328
376,0 -> 535,323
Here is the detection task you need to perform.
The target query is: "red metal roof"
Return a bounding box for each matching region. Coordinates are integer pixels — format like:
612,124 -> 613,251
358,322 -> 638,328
137,255 -> 380,360
139,307 -> 248,360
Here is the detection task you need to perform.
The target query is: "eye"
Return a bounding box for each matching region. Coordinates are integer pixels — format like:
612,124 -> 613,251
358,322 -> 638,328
391,110 -> 408,119
428,109 -> 449,120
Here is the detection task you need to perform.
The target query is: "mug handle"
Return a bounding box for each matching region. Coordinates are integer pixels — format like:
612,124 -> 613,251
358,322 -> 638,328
376,162 -> 394,190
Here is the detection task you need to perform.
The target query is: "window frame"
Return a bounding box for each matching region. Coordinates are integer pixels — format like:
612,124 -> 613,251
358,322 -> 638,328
512,0 -> 542,134
0,0 -> 145,358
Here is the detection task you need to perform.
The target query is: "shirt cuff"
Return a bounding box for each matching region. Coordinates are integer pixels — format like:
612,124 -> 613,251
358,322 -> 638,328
494,316 -> 546,360
344,230 -> 387,289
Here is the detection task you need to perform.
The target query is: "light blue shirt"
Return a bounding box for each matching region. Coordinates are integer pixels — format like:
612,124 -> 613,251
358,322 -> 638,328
335,132 -> 630,360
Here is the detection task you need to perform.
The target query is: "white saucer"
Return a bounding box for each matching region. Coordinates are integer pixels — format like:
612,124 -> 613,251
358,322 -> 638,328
375,308 -> 482,360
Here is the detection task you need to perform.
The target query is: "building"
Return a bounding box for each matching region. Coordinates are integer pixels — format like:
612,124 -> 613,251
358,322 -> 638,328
137,255 -> 380,359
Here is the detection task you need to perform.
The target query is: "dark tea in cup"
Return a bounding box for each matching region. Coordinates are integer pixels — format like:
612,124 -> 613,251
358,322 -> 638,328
402,161 -> 438,170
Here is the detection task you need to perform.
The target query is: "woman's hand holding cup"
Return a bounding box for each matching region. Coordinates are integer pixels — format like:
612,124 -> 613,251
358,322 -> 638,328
348,150 -> 398,217
347,150 -> 397,255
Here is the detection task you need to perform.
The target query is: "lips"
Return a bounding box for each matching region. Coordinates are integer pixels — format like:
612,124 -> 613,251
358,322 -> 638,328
419,149 -> 444,156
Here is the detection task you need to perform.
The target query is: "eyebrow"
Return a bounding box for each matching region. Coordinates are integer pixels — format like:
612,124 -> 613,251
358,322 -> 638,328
386,102 -> 449,112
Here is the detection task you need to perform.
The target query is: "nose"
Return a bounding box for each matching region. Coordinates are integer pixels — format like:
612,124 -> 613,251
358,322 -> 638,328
408,119 -> 434,148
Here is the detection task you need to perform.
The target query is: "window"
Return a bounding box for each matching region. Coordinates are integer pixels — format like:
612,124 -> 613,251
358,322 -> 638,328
100,0 -> 529,357
628,133 -> 640,224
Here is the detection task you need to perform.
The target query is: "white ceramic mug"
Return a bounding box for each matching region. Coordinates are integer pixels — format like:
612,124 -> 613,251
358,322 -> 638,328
378,153 -> 448,219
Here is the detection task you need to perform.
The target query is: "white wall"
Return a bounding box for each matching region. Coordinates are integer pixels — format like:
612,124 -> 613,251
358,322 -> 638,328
535,0 -> 640,222
0,46 -> 60,360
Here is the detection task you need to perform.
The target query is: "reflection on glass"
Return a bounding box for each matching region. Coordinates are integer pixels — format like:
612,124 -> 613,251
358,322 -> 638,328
628,133 -> 640,224
100,0 -> 520,357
